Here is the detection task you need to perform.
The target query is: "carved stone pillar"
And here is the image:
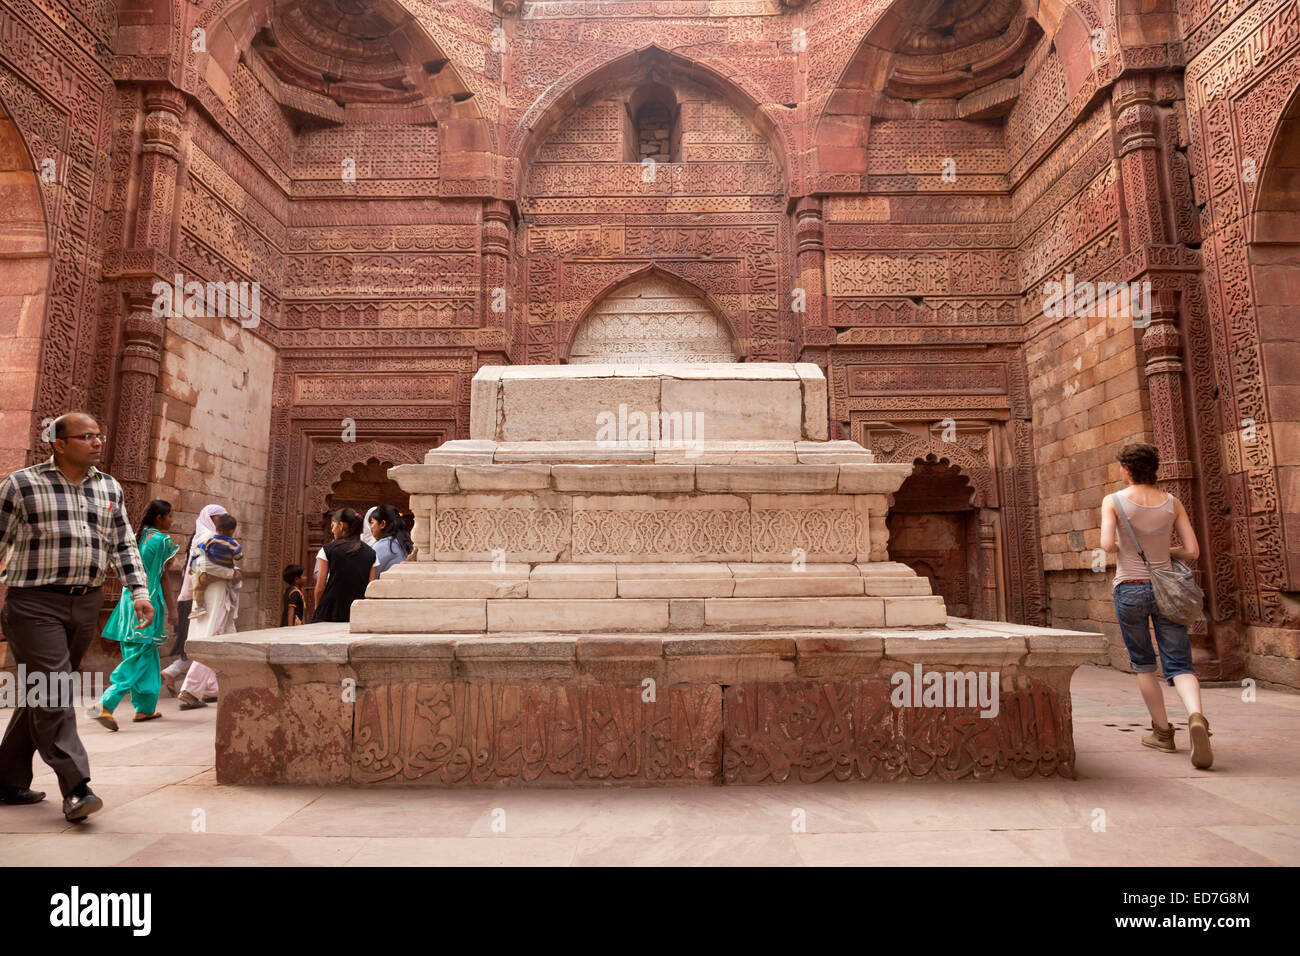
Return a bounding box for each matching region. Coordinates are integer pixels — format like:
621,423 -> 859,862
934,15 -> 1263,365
1142,289 -> 1196,508
135,86 -> 186,252
1113,76 -> 1167,249
794,194 -> 833,423
794,196 -> 832,361
977,509 -> 1000,621
114,302 -> 165,523
1140,286 -> 1221,665
481,199 -> 514,366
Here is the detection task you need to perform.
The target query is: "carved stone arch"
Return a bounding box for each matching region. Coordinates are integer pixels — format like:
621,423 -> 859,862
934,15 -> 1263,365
563,265 -> 743,364
307,441 -> 420,518
0,82 -> 54,472
871,436 -> 996,508
1243,71 -> 1300,595
813,0 -> 1100,175
184,0 -> 493,161
511,44 -> 792,201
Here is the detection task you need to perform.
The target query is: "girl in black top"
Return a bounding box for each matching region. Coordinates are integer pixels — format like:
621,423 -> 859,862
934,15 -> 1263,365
311,508 -> 376,623
280,564 -> 306,627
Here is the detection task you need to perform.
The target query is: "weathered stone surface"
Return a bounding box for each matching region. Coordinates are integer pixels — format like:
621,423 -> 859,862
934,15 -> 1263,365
729,562 -> 865,596
455,464 -> 552,491
501,374 -> 660,442
528,563 -> 618,599
616,562 -> 734,597
723,680 -> 1077,783
348,599 -> 488,634
366,562 -> 531,599
193,621 -> 1103,786
695,464 -> 838,493
661,377 -> 802,441
486,598 -> 671,632
551,464 -> 695,493
793,363 -> 828,440
352,680 -> 723,785
704,597 -> 885,629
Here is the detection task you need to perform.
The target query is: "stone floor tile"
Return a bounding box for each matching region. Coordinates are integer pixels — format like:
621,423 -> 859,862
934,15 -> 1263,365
852,781 -> 1077,831
1002,826 -> 1279,866
464,789 -> 674,838
346,837 -> 578,866
1180,778 -> 1300,825
268,788 -> 499,838
793,830 -> 1037,866
0,832 -> 162,865
115,833 -> 368,867
71,784 -> 324,835
1203,826 -> 1300,865
575,834 -> 801,866
667,785 -> 875,835
1054,778 -> 1290,828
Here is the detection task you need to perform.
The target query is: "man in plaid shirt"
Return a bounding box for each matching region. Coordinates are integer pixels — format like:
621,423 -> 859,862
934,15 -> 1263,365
0,412 -> 152,822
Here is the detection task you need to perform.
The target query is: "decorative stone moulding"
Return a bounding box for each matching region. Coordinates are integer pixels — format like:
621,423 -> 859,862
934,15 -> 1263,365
191,363 -> 1104,787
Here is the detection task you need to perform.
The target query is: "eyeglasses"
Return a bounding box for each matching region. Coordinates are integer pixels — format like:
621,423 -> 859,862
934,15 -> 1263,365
66,433 -> 107,444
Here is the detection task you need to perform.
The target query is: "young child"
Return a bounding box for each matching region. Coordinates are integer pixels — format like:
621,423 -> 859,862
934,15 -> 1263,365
281,564 -> 306,627
190,513 -> 242,618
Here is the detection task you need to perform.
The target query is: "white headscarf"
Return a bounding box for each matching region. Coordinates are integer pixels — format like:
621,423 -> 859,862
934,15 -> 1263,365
179,503 -> 228,600
360,506 -> 379,547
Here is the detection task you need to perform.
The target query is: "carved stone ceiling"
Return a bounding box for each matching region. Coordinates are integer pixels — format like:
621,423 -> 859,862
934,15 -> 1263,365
883,0 -> 1043,101
251,0 -> 441,108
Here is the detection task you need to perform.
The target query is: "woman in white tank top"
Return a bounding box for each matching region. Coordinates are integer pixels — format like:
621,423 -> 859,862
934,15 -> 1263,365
1100,442 -> 1213,769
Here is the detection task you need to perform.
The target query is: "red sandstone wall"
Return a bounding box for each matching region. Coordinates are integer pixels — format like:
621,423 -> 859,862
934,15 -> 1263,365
1180,0 -> 1300,686
0,0 -> 1294,684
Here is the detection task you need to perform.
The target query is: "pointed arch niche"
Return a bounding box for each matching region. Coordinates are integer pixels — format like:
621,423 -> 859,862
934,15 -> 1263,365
518,46 -> 790,364
568,270 -> 738,364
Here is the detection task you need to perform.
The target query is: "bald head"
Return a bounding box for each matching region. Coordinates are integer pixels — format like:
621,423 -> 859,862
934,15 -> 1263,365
51,411 -> 104,473
53,412 -> 97,441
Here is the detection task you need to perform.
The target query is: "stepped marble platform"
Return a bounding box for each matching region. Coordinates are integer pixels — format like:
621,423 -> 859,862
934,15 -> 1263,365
191,363 -> 1104,787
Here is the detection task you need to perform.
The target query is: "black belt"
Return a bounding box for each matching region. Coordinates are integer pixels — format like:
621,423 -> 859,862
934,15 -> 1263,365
26,584 -> 102,596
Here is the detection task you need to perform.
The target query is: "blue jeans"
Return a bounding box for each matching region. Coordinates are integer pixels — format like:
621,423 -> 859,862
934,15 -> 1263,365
1113,581 -> 1195,686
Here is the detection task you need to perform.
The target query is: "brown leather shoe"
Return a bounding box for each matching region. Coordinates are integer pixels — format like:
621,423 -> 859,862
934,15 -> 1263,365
1188,713 -> 1214,769
177,690 -> 207,710
1142,721 -> 1176,753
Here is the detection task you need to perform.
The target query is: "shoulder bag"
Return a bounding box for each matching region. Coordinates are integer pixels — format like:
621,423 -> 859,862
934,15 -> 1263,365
1112,493 -> 1205,626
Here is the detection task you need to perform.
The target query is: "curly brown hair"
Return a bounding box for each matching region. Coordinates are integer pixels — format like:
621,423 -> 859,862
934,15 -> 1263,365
1118,442 -> 1160,485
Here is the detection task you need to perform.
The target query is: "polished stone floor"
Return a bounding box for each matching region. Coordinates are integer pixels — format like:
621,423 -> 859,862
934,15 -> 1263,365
0,664 -> 1296,866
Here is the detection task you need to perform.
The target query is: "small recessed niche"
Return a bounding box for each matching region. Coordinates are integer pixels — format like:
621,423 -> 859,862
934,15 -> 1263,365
624,83 -> 680,163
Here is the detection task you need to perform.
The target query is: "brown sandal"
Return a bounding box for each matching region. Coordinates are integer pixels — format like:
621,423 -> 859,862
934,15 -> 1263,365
133,712 -> 163,722
94,711 -> 119,732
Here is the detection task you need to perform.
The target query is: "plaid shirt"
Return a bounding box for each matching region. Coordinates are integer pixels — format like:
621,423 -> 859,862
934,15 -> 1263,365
0,457 -> 148,598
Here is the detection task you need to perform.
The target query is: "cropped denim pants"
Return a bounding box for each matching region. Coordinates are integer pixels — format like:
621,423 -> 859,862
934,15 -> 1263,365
1113,580 -> 1195,685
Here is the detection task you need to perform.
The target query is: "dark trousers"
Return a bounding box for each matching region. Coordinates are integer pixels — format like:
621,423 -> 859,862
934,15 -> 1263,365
0,587 -> 100,796
172,599 -> 193,659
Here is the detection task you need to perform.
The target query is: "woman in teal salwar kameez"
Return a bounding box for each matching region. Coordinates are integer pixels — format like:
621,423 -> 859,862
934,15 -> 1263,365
95,500 -> 178,729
